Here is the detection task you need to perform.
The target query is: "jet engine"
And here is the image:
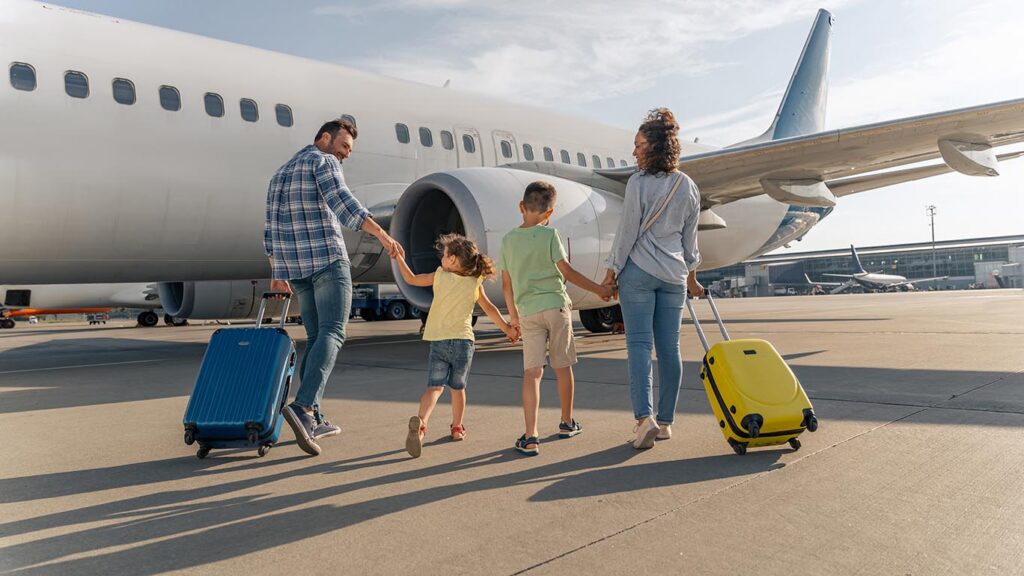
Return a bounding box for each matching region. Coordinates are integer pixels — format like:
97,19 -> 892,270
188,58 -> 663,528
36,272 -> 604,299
389,168 -> 623,330
157,279 -> 288,320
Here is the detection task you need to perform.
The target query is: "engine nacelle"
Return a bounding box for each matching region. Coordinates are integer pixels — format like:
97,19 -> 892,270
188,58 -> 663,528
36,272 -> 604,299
389,168 -> 623,312
157,280 -> 288,320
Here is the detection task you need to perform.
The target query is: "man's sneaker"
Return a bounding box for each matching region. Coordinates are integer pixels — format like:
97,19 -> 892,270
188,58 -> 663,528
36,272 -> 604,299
558,419 -> 582,438
514,435 -> 540,456
282,404 -> 322,456
313,420 -> 341,439
656,423 -> 672,441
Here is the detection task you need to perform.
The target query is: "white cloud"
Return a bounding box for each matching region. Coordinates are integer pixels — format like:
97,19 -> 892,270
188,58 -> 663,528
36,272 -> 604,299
318,0 -> 857,106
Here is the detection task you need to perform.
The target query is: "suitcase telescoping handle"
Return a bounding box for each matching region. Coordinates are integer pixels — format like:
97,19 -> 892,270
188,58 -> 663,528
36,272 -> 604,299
256,292 -> 291,329
684,293 -> 730,353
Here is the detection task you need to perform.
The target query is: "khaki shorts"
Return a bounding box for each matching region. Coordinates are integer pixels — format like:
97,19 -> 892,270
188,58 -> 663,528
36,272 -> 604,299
521,307 -> 578,370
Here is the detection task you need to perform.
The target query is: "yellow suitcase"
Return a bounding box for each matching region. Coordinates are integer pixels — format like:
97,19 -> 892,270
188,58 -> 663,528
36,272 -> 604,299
685,295 -> 818,455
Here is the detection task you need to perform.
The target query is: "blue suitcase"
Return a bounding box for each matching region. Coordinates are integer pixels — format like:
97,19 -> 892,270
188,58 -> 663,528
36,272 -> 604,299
183,293 -> 295,459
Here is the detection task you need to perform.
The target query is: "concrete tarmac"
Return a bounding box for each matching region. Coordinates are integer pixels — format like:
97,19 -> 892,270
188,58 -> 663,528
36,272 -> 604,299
1,290 -> 1022,575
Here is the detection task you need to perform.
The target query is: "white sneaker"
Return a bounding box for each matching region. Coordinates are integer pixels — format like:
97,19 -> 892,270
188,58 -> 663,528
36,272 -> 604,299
656,423 -> 672,441
632,417 -> 659,450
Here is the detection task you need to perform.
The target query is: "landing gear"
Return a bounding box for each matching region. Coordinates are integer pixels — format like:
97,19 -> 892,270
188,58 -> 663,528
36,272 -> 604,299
385,301 -> 407,321
137,310 -> 159,327
164,313 -> 188,327
0,318 -> 14,329
580,306 -> 621,333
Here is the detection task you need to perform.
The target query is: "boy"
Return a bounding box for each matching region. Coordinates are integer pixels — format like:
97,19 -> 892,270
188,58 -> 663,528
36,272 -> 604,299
500,181 -> 614,456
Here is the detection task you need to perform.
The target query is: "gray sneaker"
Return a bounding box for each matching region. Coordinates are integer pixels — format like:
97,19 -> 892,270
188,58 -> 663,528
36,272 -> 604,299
313,419 -> 341,439
283,404 -> 322,456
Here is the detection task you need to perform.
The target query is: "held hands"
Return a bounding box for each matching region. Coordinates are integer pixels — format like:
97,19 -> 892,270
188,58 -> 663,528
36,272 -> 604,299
600,270 -> 618,301
501,321 -> 520,343
379,231 -> 404,259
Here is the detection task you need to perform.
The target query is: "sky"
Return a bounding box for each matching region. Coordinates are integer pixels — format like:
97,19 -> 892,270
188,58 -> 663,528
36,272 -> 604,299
50,0 -> 1023,253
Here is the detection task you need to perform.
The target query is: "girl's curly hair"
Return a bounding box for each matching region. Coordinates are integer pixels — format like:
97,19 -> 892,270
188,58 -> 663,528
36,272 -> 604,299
637,107 -> 681,174
435,233 -> 495,279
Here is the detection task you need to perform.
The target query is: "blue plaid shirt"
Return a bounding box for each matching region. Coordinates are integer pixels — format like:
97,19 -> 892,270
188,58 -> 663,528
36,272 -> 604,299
264,145 -> 371,281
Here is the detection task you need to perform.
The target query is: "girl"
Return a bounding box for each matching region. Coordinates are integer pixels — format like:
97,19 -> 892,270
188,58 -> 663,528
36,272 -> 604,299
392,233 -> 518,458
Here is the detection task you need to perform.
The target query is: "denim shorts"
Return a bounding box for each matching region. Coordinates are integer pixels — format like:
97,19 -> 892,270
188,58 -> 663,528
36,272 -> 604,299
426,339 -> 475,390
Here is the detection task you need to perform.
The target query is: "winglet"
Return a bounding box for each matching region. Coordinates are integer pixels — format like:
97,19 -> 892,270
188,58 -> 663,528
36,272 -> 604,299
730,9 -> 833,146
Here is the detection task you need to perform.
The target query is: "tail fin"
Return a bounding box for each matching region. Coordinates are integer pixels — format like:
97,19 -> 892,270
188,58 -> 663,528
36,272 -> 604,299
850,245 -> 866,274
729,9 -> 833,146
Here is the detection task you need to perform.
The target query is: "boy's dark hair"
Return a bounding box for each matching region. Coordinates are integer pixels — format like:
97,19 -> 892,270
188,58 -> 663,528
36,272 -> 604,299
314,118 -> 358,142
522,181 -> 557,213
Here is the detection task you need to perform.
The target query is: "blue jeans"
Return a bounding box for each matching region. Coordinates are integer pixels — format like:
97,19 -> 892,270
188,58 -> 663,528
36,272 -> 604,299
617,259 -> 686,423
426,339 -> 475,390
289,259 -> 352,410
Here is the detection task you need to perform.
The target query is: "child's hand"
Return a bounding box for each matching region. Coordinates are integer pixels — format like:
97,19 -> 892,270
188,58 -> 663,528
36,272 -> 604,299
502,323 -> 519,343
597,284 -> 615,302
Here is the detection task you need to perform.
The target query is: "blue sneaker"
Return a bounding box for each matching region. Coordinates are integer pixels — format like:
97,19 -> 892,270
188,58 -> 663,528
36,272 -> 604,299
558,419 -> 582,438
282,404 -> 322,456
312,408 -> 341,439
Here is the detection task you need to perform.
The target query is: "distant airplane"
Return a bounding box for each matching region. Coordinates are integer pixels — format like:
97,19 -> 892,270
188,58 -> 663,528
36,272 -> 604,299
819,245 -> 948,293
0,283 -> 166,328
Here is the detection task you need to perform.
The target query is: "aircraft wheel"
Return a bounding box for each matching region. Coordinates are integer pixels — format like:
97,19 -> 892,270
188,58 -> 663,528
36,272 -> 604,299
164,313 -> 188,327
0,318 -> 15,329
580,306 -> 619,333
385,301 -> 407,321
138,310 -> 159,327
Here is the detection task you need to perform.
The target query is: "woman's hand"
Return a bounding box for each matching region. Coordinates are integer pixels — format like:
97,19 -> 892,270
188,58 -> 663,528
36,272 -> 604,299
602,269 -> 618,300
687,276 -> 704,298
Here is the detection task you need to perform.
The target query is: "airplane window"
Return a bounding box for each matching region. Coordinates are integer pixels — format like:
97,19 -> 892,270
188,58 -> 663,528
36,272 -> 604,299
560,150 -> 570,164
620,159 -> 627,167
501,141 -> 513,159
419,127 -> 433,147
523,144 -> 534,161
440,130 -> 454,150
112,78 -> 135,105
9,63 -> 36,91
543,147 -> 554,162
275,104 -> 293,127
606,156 -> 615,168
462,134 -> 476,153
577,152 -> 586,167
396,123 -> 410,143
592,155 -> 602,168
64,71 -> 89,99
240,98 -> 259,122
204,93 -> 224,117
159,85 -> 181,111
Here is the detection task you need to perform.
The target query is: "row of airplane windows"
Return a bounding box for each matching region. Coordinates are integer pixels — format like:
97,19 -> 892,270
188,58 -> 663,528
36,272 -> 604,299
393,122 -> 628,169
9,62 -> 628,168
8,62 -> 295,126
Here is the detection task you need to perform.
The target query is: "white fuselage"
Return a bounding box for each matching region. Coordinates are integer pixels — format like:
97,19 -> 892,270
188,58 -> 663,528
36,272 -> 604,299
0,1 -> 790,287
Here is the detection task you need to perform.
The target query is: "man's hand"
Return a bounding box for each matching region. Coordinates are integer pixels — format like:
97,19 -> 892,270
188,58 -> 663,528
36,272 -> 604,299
270,279 -> 292,296
377,231 -> 403,259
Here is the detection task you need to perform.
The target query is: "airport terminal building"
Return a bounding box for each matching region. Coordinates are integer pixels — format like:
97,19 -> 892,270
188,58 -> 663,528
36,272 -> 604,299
698,234 -> 1024,297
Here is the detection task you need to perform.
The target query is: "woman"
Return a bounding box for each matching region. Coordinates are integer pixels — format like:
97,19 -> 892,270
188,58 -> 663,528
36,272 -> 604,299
603,107 -> 704,450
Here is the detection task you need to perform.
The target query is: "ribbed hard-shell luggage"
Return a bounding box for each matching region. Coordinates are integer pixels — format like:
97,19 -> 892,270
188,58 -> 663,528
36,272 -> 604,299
183,293 -> 295,459
685,294 -> 818,455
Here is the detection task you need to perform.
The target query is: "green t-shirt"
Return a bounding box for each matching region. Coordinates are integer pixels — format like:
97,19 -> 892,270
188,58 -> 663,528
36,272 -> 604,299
499,225 -> 571,317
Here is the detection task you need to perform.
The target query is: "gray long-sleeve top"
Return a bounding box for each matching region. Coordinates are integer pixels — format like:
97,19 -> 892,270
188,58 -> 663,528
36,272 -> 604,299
606,170 -> 702,285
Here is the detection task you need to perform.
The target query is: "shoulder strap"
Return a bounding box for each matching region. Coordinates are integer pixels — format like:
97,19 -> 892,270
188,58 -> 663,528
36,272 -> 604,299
641,172 -> 684,233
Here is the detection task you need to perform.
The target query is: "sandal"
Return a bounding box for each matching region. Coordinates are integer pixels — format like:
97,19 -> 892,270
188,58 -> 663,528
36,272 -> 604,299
514,434 -> 540,456
450,424 -> 466,441
406,416 -> 426,458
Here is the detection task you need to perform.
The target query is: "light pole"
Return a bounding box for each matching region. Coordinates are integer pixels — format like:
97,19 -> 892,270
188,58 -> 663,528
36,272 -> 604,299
926,205 -> 937,287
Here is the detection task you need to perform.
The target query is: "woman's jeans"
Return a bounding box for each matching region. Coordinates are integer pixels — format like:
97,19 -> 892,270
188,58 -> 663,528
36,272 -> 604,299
617,259 -> 685,423
289,259 -> 352,410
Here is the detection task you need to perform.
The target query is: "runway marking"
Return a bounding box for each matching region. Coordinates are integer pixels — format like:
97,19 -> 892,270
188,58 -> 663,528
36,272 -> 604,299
0,359 -> 163,375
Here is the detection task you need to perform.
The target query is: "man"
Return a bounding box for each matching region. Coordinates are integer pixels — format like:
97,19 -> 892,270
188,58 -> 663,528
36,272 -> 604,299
264,118 -> 402,456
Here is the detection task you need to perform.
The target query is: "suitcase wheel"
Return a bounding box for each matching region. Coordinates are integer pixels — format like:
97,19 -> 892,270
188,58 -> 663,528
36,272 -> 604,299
196,445 -> 211,459
789,438 -> 801,451
807,415 -> 819,432
183,429 -> 195,446
258,444 -> 272,457
246,430 -> 259,445
728,438 -> 747,456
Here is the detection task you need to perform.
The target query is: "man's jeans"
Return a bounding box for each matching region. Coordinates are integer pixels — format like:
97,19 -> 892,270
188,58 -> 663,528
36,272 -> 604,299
289,259 -> 352,410
617,259 -> 686,423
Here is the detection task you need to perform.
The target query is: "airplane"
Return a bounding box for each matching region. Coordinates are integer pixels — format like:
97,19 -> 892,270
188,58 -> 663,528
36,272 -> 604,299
819,245 -> 948,293
0,282 -> 165,327
1,2 -> 1022,333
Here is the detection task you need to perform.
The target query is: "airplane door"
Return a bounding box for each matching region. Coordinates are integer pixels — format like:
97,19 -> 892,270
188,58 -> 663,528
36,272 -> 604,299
492,130 -> 519,165
455,127 -> 484,167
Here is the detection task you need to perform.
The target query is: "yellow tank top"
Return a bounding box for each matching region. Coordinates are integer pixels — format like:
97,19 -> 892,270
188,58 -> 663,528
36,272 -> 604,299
422,267 -> 484,341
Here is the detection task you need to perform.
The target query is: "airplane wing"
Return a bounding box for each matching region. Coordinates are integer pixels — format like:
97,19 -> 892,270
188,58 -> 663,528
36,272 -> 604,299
805,273 -> 845,287
895,275 -> 948,287
593,98 -> 1024,209
830,280 -> 859,294
822,273 -> 854,279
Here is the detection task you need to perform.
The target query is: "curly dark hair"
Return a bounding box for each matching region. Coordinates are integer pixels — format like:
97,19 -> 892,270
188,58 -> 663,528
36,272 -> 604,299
636,108 -> 680,173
